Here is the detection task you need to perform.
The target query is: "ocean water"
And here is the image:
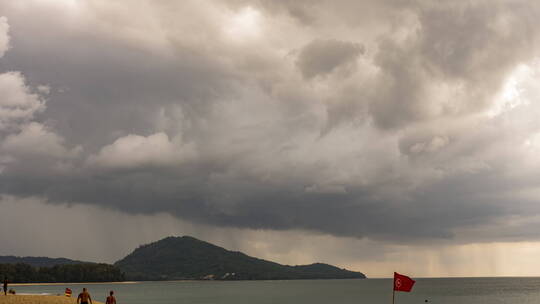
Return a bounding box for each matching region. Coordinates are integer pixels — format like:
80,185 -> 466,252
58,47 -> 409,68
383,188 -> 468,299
11,277 -> 540,304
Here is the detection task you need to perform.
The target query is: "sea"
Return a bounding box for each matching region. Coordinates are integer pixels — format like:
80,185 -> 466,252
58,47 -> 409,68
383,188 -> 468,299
12,277 -> 540,304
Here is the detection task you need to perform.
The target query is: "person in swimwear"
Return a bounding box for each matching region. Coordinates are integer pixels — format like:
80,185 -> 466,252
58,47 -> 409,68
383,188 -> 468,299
105,290 -> 116,304
77,288 -> 93,304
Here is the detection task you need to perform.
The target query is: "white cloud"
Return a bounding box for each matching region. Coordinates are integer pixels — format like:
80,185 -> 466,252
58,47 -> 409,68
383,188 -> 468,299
223,6 -> 263,42
88,132 -> 193,170
0,16 -> 9,58
0,72 -> 46,131
0,15 -> 77,175
1,122 -> 80,159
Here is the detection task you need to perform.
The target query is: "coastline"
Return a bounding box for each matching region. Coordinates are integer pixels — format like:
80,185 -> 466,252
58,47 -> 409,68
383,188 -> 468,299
11,281 -> 140,286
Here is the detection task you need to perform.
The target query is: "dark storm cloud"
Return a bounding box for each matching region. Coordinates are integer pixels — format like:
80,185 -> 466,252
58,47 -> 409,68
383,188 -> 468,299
1,0 -> 540,246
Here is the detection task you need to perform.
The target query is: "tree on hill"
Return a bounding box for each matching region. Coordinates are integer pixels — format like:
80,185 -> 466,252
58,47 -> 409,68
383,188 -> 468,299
0,263 -> 125,283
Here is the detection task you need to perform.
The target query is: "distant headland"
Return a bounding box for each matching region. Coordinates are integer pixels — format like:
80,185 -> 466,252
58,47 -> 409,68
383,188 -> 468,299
115,236 -> 366,280
0,236 -> 366,282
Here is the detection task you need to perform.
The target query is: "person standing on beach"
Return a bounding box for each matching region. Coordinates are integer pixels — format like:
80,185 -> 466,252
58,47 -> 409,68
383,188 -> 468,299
77,288 -> 93,304
3,278 -> 7,296
106,290 -> 116,304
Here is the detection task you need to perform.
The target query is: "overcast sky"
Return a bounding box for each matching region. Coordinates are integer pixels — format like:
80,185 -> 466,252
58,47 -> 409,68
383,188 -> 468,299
1,0 -> 540,278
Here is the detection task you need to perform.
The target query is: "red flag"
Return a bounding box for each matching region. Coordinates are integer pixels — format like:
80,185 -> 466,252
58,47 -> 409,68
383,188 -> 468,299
393,272 -> 415,292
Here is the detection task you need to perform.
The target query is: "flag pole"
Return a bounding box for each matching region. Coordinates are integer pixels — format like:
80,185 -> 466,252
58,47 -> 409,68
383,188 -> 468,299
392,272 -> 395,304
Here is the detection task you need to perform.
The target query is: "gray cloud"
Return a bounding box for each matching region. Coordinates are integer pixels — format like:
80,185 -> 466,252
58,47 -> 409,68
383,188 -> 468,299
0,0 -> 540,257
296,39 -> 364,79
366,1 -> 540,129
1,196 -> 537,277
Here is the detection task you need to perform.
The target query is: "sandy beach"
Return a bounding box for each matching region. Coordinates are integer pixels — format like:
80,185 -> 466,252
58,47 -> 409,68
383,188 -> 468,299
0,295 -> 103,304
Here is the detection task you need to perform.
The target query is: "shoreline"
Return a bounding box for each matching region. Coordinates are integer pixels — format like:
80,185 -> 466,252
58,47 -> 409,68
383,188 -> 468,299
11,281 -> 140,286
11,278 -> 367,286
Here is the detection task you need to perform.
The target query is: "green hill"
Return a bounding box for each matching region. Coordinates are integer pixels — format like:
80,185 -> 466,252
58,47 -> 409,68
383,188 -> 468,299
114,236 -> 366,280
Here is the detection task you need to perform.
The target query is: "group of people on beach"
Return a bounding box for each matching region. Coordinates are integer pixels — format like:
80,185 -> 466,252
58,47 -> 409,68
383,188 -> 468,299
3,278 -> 116,304
77,288 -> 117,304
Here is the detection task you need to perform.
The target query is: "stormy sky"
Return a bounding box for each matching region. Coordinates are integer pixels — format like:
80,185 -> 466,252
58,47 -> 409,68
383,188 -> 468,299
1,0 -> 540,277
